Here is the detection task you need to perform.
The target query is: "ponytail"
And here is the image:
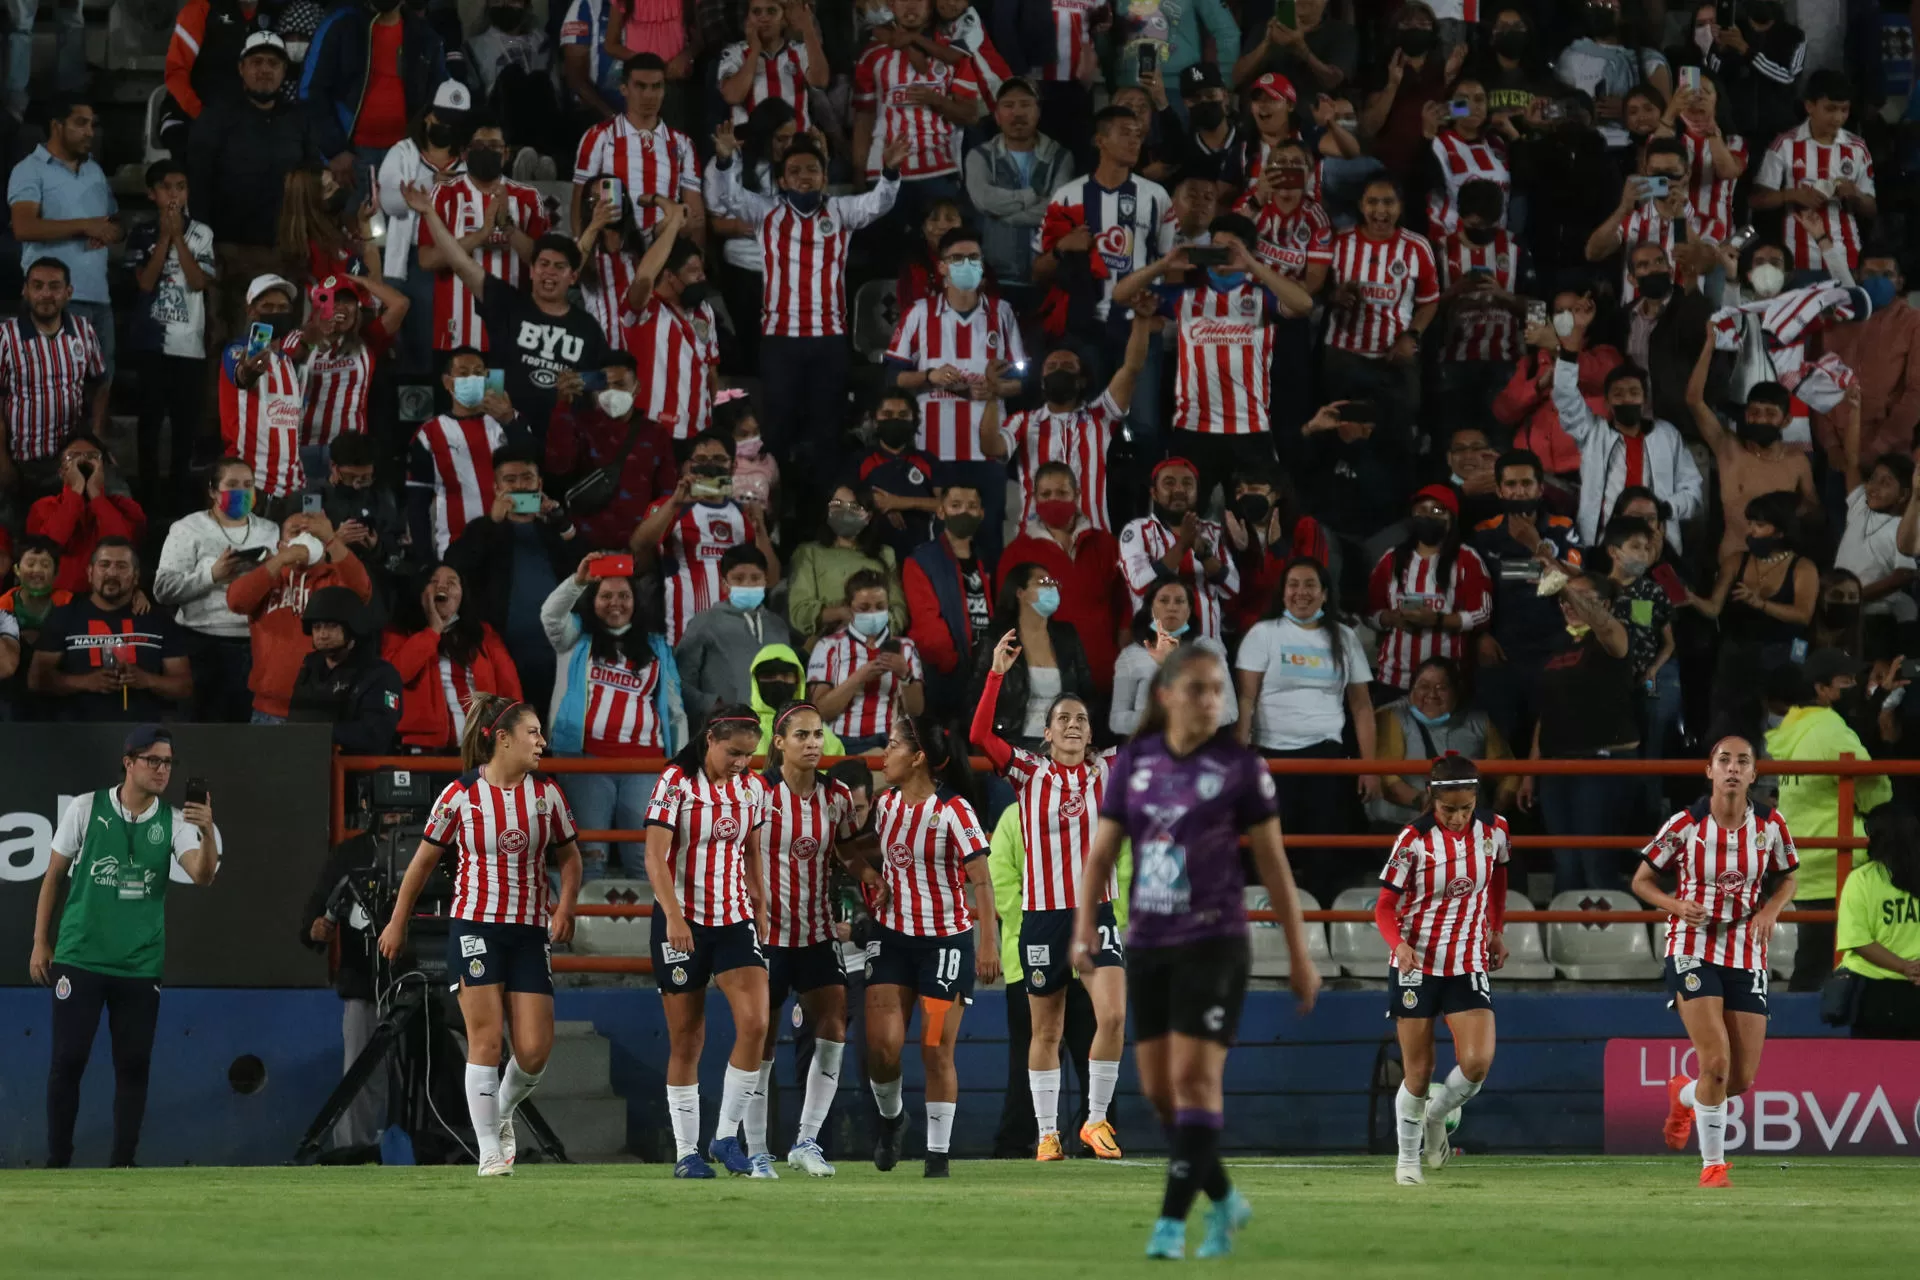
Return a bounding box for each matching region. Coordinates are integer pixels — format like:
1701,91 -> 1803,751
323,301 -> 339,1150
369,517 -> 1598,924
461,693 -> 530,770
901,714 -> 975,807
672,702 -> 762,779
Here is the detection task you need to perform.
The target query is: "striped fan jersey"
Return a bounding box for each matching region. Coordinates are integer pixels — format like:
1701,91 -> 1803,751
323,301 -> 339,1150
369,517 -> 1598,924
717,38 -> 814,130
1380,811 -> 1509,975
1324,227 -> 1439,357
1679,127 -> 1747,242
1644,801 -> 1798,969
874,787 -> 989,937
852,40 -> 982,180
1042,0 -> 1101,80
1438,228 -> 1523,364
0,312 -> 103,462
573,115 -> 701,238
421,177 -> 548,350
885,292 -> 1025,462
1006,746 -> 1115,912
1613,203 -> 1713,305
1756,123 -> 1874,270
632,295 -> 720,441
1171,278 -> 1275,436
290,324 -> 393,447
1119,514 -> 1241,641
427,771 -> 578,926
762,772 -> 859,946
581,651 -> 664,755
805,627 -> 924,742
406,413 -> 508,557
645,764 -> 768,928
1425,130 -> 1509,238
1250,197 -> 1334,282
219,342 -> 306,497
999,390 -> 1122,533
1366,546 -> 1494,690
648,498 -> 749,645
579,245 -> 640,348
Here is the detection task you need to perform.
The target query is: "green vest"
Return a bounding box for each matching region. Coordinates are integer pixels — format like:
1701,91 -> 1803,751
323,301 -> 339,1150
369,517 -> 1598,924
53,790 -> 178,979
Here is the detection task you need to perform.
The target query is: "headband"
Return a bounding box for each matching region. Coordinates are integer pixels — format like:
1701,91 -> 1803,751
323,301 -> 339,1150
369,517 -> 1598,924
709,714 -> 761,733
1429,750 -> 1480,788
481,699 -> 522,739
772,701 -> 820,735
1152,456 -> 1198,485
715,388 -> 749,405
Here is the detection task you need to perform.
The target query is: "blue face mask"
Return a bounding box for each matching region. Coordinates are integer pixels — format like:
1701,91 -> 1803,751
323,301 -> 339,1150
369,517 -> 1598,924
1033,585 -> 1060,617
786,190 -> 823,215
1162,622 -> 1190,638
452,374 -> 487,407
851,609 -> 890,638
1861,274 -> 1898,312
947,259 -> 985,291
1409,705 -> 1450,727
1208,269 -> 1248,292
1288,608 -> 1325,623
729,585 -> 765,611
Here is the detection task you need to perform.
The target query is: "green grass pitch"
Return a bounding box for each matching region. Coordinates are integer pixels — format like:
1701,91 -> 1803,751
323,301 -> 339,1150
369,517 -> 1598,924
6,1157 -> 1918,1278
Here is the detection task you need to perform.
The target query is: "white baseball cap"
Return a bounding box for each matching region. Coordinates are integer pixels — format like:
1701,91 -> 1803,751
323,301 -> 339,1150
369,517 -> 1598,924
240,31 -> 289,61
432,81 -> 472,113
247,273 -> 297,305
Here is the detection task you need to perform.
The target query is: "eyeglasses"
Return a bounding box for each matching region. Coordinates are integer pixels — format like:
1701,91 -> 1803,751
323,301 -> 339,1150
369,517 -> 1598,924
132,755 -> 175,769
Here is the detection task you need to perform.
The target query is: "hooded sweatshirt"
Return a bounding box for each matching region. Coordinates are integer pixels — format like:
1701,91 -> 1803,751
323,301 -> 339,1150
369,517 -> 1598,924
227,551 -> 373,718
675,595 -> 792,723
1765,703 -> 1891,899
750,641 -> 844,758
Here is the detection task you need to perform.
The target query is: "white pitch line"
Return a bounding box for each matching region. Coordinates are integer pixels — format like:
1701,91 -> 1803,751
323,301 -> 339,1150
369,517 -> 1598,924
1110,1158 -> 1880,1169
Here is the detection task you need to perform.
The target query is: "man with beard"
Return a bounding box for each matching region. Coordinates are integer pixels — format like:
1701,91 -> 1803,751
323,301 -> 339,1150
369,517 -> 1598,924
1118,457 -> 1238,643
0,259 -> 108,493
29,538 -> 192,721
287,585 -> 403,752
7,97 -> 119,380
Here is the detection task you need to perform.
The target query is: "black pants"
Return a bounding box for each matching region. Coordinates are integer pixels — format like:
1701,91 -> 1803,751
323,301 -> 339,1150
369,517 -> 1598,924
1264,740 -> 1357,904
133,352 -> 207,516
47,963 -> 162,1168
1168,430 -> 1276,519
1789,901 -> 1835,993
183,629 -> 254,724
761,334 -> 852,498
714,259 -> 764,377
994,976 -> 1096,1157
1322,347 -> 1421,447
1268,317 -> 1318,473
1852,976 -> 1920,1039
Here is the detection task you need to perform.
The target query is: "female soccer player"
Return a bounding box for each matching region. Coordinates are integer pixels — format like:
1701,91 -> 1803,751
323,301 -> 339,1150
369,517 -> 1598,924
1376,752 -> 1508,1186
866,714 -> 1000,1179
644,706 -> 773,1180
972,630 -> 1127,1161
1073,647 -> 1320,1260
378,694 -> 583,1177
1633,734 -> 1798,1187
755,701 -> 886,1178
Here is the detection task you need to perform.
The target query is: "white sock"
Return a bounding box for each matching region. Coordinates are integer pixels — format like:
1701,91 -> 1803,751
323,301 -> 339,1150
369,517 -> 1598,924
465,1063 -> 502,1162
1695,1100 -> 1727,1165
1679,1079 -> 1698,1109
1426,1065 -> 1483,1119
798,1040 -> 844,1143
926,1100 -> 956,1154
745,1059 -> 774,1156
1395,1083 -> 1426,1164
1029,1068 -> 1061,1137
718,1064 -> 758,1143
498,1058 -> 542,1119
871,1075 -> 904,1120
667,1083 -> 701,1160
1088,1059 -> 1121,1125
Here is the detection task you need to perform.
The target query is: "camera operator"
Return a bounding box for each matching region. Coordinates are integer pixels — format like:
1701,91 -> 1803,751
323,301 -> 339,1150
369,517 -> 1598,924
287,586 -> 403,753
29,725 -> 221,1167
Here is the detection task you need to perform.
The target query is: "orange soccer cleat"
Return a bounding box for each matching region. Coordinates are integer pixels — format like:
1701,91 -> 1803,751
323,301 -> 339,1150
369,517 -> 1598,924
1664,1075 -> 1695,1150
1699,1162 -> 1732,1188
1080,1119 -> 1123,1160
1036,1132 -> 1065,1162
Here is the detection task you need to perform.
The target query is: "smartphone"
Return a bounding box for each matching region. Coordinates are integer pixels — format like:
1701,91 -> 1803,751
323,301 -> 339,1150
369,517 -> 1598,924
233,546 -> 270,566
184,777 -> 209,807
245,321 -> 273,359
485,368 -> 506,396
1679,65 -> 1702,93
313,290 -> 336,323
1186,245 -> 1230,267
1541,100 -> 1567,123
1449,98 -> 1472,118
1726,224 -> 1756,252
1716,0 -> 1736,29
600,177 -> 620,207
509,492 -> 543,515
1651,563 -> 1688,605
589,554 -> 635,578
1526,299 -> 1549,329
302,492 -> 324,514
1270,166 -> 1307,191
1274,0 -> 1296,25
1638,175 -> 1669,201
1135,42 -> 1156,79
580,370 -> 609,392
1340,400 -> 1377,425
690,476 -> 733,502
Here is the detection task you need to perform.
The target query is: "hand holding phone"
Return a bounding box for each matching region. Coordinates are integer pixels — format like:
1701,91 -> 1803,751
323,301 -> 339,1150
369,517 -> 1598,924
485,369 -> 506,396
588,554 -> 635,578
185,777 -> 210,807
509,492 -> 544,516
245,321 -> 273,359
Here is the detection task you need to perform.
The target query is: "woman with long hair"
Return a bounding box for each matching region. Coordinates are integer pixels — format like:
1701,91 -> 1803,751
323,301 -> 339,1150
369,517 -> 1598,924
1366,485 -> 1492,699
787,483 -> 905,646
1074,645 -> 1318,1258
276,166 -> 363,285
707,96 -> 798,373
1376,752 -> 1508,1185
968,562 -> 1094,754
383,564 -> 522,750
378,693 -> 583,1177
1809,569 -> 1866,658
1110,580 -> 1238,736
866,714 -> 999,1178
1633,734 -> 1798,1187
574,174 -> 645,347
1836,804 -> 1920,1039
644,706 -> 773,1179
375,98 -> 469,372
152,457 -> 278,722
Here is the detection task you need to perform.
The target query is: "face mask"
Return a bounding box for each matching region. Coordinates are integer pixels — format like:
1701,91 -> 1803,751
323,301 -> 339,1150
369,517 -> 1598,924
486,4 -> 523,29
946,259 -> 984,291
1036,498 -> 1078,529
1491,28 -> 1528,58
1463,225 -> 1496,245
1234,493 -> 1272,525
944,512 -> 983,539
676,280 -> 709,310
1553,309 -> 1577,338
1614,555 -> 1648,580
426,120 -> 458,149
1861,274 -> 1898,311
827,507 -> 870,538
786,190 -> 823,215
729,585 -> 766,611
851,609 -> 890,638
466,148 -> 505,183
733,436 -> 762,459
1637,271 -> 1672,301
1747,534 -> 1784,556
1288,606 -> 1325,623
1501,497 -> 1538,517
876,418 -> 917,450
1694,22 -> 1714,55
1833,685 -> 1863,717
324,187 -> 352,214
262,312 -> 295,340
1409,515 -> 1450,545
1207,269 -> 1248,292
1160,621 -> 1190,638
1396,26 -> 1436,55
1408,705 -> 1450,727
602,622 -> 632,635
1742,418 -> 1782,448
1748,264 -> 1786,299
217,488 -> 254,520
1032,586 -> 1061,617
1041,370 -> 1080,404
1824,602 -> 1861,630
1586,4 -> 1617,37
452,374 -> 487,407
760,679 -> 797,708
597,388 -> 633,419
1189,100 -> 1225,131
1612,402 -> 1643,428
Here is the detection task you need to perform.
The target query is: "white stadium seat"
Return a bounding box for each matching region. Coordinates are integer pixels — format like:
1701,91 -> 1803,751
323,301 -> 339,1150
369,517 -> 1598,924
1329,886 -> 1389,977
1543,890 -> 1662,980
1246,887 -> 1335,978
572,879 -> 653,956
1501,889 -> 1556,980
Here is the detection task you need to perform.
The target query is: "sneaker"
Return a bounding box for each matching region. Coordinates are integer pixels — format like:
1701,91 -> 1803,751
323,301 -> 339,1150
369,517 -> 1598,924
1079,1119 -> 1123,1159
1699,1161 -> 1732,1188
874,1109 -> 906,1172
1395,1160 -> 1424,1186
498,1115 -> 516,1168
477,1153 -> 513,1177
1195,1189 -> 1252,1259
1664,1075 -> 1696,1151
749,1152 -> 780,1179
1422,1101 -> 1451,1170
1145,1217 -> 1186,1260
673,1152 -> 716,1179
709,1135 -> 754,1176
787,1137 -> 835,1177
1035,1132 -> 1065,1162
923,1152 -> 950,1178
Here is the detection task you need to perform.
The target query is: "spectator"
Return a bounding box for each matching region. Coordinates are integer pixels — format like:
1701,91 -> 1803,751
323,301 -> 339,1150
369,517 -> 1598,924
154,457 -> 281,723
702,95 -> 793,376
6,0 -> 85,119
571,54 -> 705,244
966,563 -> 1095,754
382,563 -> 522,750
416,115 -> 547,359
374,80 -> 471,370
1368,656 -> 1516,829
1768,648 -> 1892,990
717,0 -> 828,130
1603,514 -> 1680,759
558,0 -> 623,123
624,201 -> 720,446
629,430 -> 780,646
1,536 -> 71,650
274,165 -> 365,286
999,462 -> 1126,697
1366,484 -> 1492,698
806,567 -> 926,751
25,435 -> 145,595
962,77 -> 1073,292
1659,73 -> 1745,242
1820,248 -> 1919,461
1323,177 -> 1437,444
0,258 -> 107,494
1705,0 -> 1807,147
316,433 -> 404,598
406,348 -> 522,556
466,0 -> 560,157
572,166 -> 643,349
125,160 -> 217,513
1241,135 -> 1332,461
287,273 -> 409,483
1834,805 -> 1920,1039
1440,425 -> 1504,531
1109,580 -> 1236,735
1155,62 -> 1238,181
676,544 -> 792,720
1835,428 -> 1916,625
1584,141 -> 1699,307
29,540 -> 192,722
1472,450 -> 1581,746
227,512 -> 372,722
1359,3 -> 1460,177
1554,0 -> 1670,151
786,482 -> 907,647
218,273 -> 307,502
1432,179 -> 1526,435
845,389 -> 939,562
749,643 -> 836,756
1118,457 -> 1237,642
1494,285 -> 1625,479
302,0 -> 447,198
1232,0 -> 1356,95
903,480 -> 996,715
851,0 -> 985,230
285,585 -> 404,752
1422,79 -> 1510,241
7,97 -> 119,379
1507,90 -> 1617,285
1751,71 -> 1872,275
545,351 -> 678,553
1682,341 -> 1816,562
1113,0 -> 1237,93
1467,5 -> 1553,124
719,394 -> 776,512
1694,490 -> 1819,742
1809,568 -> 1867,658
1222,463 -> 1332,637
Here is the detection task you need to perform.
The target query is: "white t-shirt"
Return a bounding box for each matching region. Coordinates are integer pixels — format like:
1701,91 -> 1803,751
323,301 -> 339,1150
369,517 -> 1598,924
1835,485 -> 1917,621
51,789 -> 222,884
1236,616 -> 1372,751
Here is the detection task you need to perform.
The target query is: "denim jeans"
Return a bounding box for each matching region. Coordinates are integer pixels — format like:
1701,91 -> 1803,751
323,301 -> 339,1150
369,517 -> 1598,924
250,710 -> 287,725
5,0 -> 84,117
1540,772 -> 1640,897
566,761 -> 657,878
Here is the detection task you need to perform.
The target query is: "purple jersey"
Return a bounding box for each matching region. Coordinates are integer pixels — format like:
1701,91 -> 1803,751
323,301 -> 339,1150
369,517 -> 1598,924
1099,733 -> 1279,948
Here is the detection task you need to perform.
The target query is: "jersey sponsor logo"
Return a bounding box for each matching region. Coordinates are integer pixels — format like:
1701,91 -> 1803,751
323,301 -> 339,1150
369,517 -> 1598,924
1715,869 -> 1747,891
499,829 -> 529,856
1445,876 -> 1475,899
55,975 -> 70,999
1361,282 -> 1399,304
1388,846 -> 1412,871
888,841 -> 913,867
1094,224 -> 1132,273
1202,1005 -> 1225,1031
960,827 -> 984,842
1184,318 -> 1258,344
1025,944 -> 1051,967
714,816 -> 741,841
1397,967 -> 1424,986
790,836 -> 820,860
1672,954 -> 1702,973
461,935 -> 489,957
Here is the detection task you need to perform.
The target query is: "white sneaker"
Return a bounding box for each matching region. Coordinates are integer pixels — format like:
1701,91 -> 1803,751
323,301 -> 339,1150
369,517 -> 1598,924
1395,1160 -> 1424,1186
478,1152 -> 514,1177
1422,1104 -> 1451,1170
787,1137 -> 836,1177
499,1114 -> 517,1167
748,1152 -> 780,1179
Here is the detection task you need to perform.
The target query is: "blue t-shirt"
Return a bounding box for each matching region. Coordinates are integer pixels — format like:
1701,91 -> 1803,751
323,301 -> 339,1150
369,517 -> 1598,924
6,145 -> 116,304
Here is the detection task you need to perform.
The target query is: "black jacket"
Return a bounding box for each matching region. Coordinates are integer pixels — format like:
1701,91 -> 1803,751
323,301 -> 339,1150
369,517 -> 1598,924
300,4 -> 447,159
444,514 -> 577,634
187,95 -> 322,245
967,620 -> 1095,745
1645,287 -> 1714,433
181,0 -> 274,118
1709,20 -> 1807,146
287,642 -> 403,753
1509,124 -> 1620,288
299,831 -> 381,1000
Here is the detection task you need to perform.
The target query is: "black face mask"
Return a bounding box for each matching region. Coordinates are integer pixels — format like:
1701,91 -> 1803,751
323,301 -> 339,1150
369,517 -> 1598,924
1491,29 -> 1529,58
944,513 -> 983,539
1041,370 -> 1080,404
1832,685 -> 1864,717
1410,515 -> 1450,546
1586,4 -> 1617,37
1613,402 -> 1644,428
426,120 -> 458,149
1824,602 -> 1862,631
1747,533 -> 1784,556
1234,493 -> 1272,525
676,280 -> 709,310
1189,100 -> 1226,131
1463,225 -> 1496,245
1637,271 -> 1672,300
876,418 -> 917,450
486,5 -> 524,29
260,312 -> 295,340
692,462 -> 730,479
1397,27 -> 1437,55
1743,419 -> 1783,448
1501,497 -> 1539,517
466,147 -> 505,182
759,679 -> 797,709
1152,502 -> 1189,527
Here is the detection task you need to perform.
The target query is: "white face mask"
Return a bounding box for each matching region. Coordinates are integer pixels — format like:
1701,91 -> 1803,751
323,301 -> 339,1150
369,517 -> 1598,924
598,388 -> 634,418
1694,22 -> 1713,55
1552,309 -> 1577,338
1748,264 -> 1786,299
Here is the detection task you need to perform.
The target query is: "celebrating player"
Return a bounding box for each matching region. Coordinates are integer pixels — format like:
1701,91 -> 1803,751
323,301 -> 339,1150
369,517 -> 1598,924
756,701 -> 887,1177
1074,646 -> 1320,1260
1376,752 -> 1507,1186
1633,734 -> 1798,1188
378,694 -> 584,1178
866,714 -> 1000,1178
971,630 -> 1127,1161
644,706 -> 774,1179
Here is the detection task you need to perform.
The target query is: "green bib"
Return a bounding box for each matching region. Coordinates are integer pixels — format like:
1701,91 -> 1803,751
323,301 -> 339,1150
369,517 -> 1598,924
52,790 -> 177,979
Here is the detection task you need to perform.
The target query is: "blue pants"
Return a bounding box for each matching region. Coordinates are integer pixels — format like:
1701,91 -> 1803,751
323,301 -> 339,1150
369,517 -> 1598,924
566,763 -> 657,878
1541,772 -> 1640,897
4,0 -> 83,116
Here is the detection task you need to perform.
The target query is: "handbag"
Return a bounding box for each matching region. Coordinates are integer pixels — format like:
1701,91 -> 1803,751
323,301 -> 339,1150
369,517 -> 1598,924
1725,311 -> 1780,409
563,415 -> 651,516
1818,966 -> 1866,1027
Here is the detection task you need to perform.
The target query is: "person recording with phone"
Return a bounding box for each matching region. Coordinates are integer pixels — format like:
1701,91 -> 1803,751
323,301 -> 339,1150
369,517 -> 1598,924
154,457 -> 280,722
225,510 -> 371,724
219,274 -> 308,506
630,430 -> 781,646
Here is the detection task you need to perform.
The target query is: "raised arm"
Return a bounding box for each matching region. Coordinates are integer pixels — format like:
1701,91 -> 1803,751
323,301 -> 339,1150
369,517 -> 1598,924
401,183 -> 487,296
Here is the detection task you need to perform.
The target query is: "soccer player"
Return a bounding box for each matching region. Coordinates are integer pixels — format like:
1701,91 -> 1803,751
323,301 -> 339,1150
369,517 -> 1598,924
1376,752 -> 1507,1186
1073,646 -> 1320,1259
377,694 -> 584,1177
644,706 -> 774,1179
757,701 -> 887,1177
866,714 -> 1000,1178
971,630 -> 1125,1160
1633,735 -> 1799,1188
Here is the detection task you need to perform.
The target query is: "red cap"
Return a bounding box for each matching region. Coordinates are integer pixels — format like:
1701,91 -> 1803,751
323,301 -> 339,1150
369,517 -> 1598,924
1152,456 -> 1198,484
1250,72 -> 1297,105
1413,483 -> 1460,517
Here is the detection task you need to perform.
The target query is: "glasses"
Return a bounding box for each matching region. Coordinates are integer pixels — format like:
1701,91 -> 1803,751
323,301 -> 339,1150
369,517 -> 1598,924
132,755 -> 175,769
944,253 -> 983,265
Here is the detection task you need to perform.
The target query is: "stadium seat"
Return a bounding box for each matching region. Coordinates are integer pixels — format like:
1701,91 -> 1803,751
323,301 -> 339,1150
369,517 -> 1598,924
1769,920 -> 1798,980
851,279 -> 900,363
1543,890 -> 1662,980
1501,890 -> 1555,980
1328,886 -> 1389,977
572,878 -> 652,956
1245,887 -> 1334,978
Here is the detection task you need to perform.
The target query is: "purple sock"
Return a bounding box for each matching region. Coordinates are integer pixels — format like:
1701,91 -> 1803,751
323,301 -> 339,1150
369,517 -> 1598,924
1175,1108 -> 1224,1129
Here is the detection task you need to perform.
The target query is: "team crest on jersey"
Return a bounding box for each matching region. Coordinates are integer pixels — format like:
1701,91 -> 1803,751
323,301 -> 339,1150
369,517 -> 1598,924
1445,876 -> 1474,899
672,966 -> 687,985
818,217 -> 835,235
1118,194 -> 1136,224
499,829 -> 529,855
1239,297 -> 1257,315
535,798 -> 550,815
1389,260 -> 1406,278
1196,773 -> 1223,801
1716,870 -> 1746,890
55,976 -> 70,1000
1294,224 -> 1311,245
468,958 -> 485,977
791,1003 -> 804,1029
888,842 -> 913,867
692,316 -> 711,342
1401,989 -> 1417,1008
1839,159 -> 1854,178
708,521 -> 736,545
986,332 -> 1000,351
1683,972 -> 1701,992
714,817 -> 741,841
791,836 -> 820,860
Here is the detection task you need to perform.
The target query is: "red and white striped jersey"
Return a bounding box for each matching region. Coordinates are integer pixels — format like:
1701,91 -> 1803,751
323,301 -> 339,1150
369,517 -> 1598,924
632,295 -> 720,441
1000,390 -> 1121,533
645,763 -> 768,927
717,38 -> 814,130
647,498 -> 749,644
875,786 -> 989,937
1119,514 -> 1241,641
1237,136 -> 1324,204
421,178 -> 548,350
1644,801 -> 1798,969
1042,174 -> 1175,322
885,292 -> 1025,462
1007,746 -> 1115,912
1709,283 -> 1862,432
220,345 -> 306,497
1325,228 -> 1440,357
805,627 -> 924,741
1614,203 -> 1711,304
291,325 -> 392,446
406,413 -> 507,556
1172,279 -> 1274,436
852,40 -> 981,179
1425,131 -> 1509,237
582,652 -> 665,755
427,771 -> 578,926
762,772 -> 859,946
1756,123 -> 1875,270
573,115 -> 702,238
1365,546 -> 1494,690
1439,229 -> 1523,363
1042,0 -> 1100,79
580,245 -> 640,348
1252,197 -> 1334,281
1680,127 -> 1747,242
0,313 -> 103,462
1380,811 -> 1509,975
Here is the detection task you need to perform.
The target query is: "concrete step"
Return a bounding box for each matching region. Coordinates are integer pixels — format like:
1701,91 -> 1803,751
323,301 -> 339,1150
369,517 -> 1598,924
532,1097 -> 629,1160
538,1031 -> 612,1099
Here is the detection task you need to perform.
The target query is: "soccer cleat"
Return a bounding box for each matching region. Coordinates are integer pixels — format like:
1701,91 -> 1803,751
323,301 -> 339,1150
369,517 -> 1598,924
748,1152 -> 780,1179
787,1137 -> 835,1177
1699,1162 -> 1732,1188
673,1152 -> 716,1179
477,1153 -> 513,1177
1422,1102 -> 1452,1170
1195,1189 -> 1253,1259
498,1116 -> 516,1168
923,1152 -> 950,1178
1080,1119 -> 1123,1160
874,1110 -> 906,1172
1145,1217 -> 1186,1260
1035,1132 -> 1065,1162
1395,1160 -> 1424,1186
1664,1075 -> 1696,1150
709,1135 -> 754,1176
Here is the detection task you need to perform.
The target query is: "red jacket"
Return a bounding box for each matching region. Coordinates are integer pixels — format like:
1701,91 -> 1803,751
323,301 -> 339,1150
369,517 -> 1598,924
27,489 -> 146,593
380,624 -> 523,748
544,401 -> 678,552
999,521 -> 1126,695
1223,516 -> 1333,639
227,552 -> 372,718
1492,345 -> 1625,476
902,535 -> 996,676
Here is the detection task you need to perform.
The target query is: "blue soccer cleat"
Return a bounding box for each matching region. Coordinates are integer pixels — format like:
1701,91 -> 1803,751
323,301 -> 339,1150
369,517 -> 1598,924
1195,1189 -> 1252,1259
1146,1217 -> 1187,1260
673,1152 -> 716,1179
709,1135 -> 754,1176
